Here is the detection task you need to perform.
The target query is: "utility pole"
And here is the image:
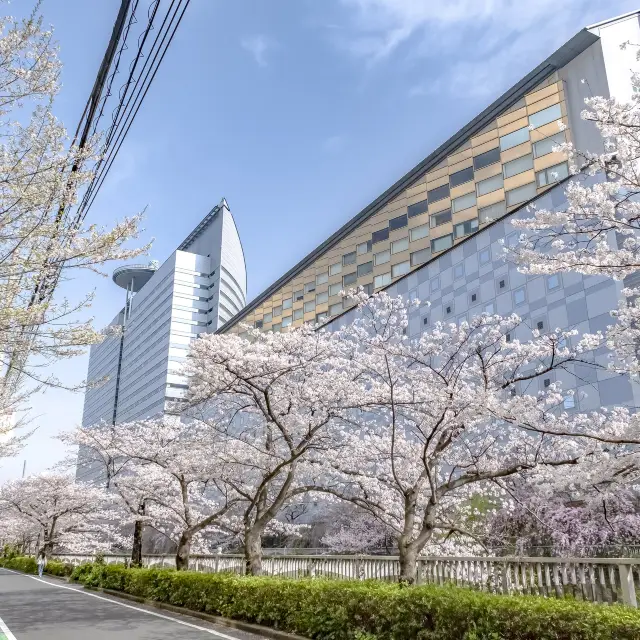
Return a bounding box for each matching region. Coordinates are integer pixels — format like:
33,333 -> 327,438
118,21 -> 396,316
21,460 -> 26,479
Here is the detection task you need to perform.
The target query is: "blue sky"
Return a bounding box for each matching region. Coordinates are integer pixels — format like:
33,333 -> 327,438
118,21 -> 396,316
1,0 -> 636,481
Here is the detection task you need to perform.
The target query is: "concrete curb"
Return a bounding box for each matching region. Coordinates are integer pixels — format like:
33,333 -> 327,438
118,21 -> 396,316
97,587 -> 308,640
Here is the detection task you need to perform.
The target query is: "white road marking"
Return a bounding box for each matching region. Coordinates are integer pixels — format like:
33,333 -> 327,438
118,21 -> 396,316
0,613 -> 18,640
0,569 -> 252,639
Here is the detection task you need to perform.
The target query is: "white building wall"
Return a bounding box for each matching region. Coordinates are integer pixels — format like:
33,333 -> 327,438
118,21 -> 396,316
81,200 -> 247,426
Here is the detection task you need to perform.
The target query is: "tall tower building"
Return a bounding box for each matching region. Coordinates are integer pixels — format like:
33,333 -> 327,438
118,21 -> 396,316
81,199 -> 246,427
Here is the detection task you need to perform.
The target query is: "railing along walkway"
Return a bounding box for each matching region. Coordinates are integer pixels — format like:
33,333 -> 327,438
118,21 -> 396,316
54,552 -> 640,608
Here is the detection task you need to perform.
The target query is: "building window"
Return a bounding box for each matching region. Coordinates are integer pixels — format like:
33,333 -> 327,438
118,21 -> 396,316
499,126 -> 529,151
536,320 -> 544,330
529,103 -> 562,129
454,263 -> 464,279
372,227 -> 390,244
533,131 -> 565,158
503,153 -> 534,178
316,271 -> 329,285
410,248 -> 430,267
422,316 -> 429,326
480,248 -> 491,264
283,297 -> 292,310
272,322 -> 281,332
408,199 -> 428,218
329,282 -> 342,296
343,272 -> 357,286
454,218 -> 479,239
499,278 -> 506,289
273,305 -> 282,317
264,312 -> 272,323
304,282 -> 315,294
506,182 -> 536,207
446,304 -> 453,315
389,214 -> 408,231
391,237 -> 409,254
513,287 -> 526,305
505,332 -> 511,343
329,262 -> 342,276
294,308 -> 303,320
431,277 -> 440,292
410,223 -> 429,241
357,261 -> 373,277
343,251 -> 357,266
473,147 -> 500,170
362,283 -> 373,295
484,303 -> 495,314
543,378 -> 551,388
392,261 -> 410,278
282,315 -> 292,327
470,292 -> 477,303
255,320 -> 263,329
374,249 -> 390,265
304,300 -> 315,313
452,192 -> 476,213
478,200 -> 506,223
547,274 -> 560,290
536,162 -> 569,187
316,291 -> 329,304
563,394 -> 575,409
357,240 -> 372,254
430,209 -> 452,227
316,312 -> 327,324
431,234 -> 453,253
329,302 -> 343,316
449,165 -> 474,188
374,272 -> 391,288
427,183 -> 450,203
476,173 -> 503,196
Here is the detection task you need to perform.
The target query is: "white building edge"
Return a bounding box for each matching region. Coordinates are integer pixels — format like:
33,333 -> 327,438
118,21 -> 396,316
81,199 -> 246,428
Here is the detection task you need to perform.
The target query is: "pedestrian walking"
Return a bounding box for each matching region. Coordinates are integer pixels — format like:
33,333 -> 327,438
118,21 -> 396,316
36,550 -> 47,577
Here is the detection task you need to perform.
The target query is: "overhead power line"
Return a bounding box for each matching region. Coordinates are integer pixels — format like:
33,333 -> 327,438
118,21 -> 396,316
76,0 -> 193,222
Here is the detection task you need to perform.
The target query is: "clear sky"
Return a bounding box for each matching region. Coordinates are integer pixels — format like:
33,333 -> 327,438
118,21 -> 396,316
1,0 -> 636,481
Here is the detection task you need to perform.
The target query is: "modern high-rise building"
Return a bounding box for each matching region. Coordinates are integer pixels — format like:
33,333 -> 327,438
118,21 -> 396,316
81,199 -> 246,427
220,11 -> 640,410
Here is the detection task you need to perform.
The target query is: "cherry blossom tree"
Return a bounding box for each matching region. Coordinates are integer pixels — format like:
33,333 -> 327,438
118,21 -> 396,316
0,7 -> 148,456
488,480 -> 640,556
182,324 -> 360,575
59,422 -> 153,567
67,416 -> 241,570
0,473 -> 117,557
313,292 -> 601,582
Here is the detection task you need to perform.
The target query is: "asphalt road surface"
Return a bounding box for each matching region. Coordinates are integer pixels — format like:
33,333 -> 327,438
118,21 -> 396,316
0,568 -> 266,639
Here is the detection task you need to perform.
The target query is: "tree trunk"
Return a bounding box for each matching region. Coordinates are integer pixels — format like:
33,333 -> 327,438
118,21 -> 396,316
398,543 -> 418,584
130,519 -> 144,568
175,531 -> 191,571
244,527 -> 263,576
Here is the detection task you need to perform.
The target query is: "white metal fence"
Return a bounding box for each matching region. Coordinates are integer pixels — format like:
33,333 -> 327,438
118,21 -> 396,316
54,552 -> 640,608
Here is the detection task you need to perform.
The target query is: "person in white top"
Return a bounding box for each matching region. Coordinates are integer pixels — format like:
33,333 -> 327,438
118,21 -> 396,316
36,550 -> 47,577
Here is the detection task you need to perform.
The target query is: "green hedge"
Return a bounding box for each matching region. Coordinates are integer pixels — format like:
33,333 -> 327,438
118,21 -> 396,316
0,555 -> 74,577
61,562 -> 640,640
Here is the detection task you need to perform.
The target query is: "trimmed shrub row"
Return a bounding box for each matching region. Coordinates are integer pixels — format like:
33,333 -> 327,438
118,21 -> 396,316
68,562 -> 640,640
3,558 -> 640,639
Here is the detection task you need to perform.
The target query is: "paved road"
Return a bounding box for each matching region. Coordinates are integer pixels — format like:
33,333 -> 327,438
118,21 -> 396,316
0,568 -> 266,639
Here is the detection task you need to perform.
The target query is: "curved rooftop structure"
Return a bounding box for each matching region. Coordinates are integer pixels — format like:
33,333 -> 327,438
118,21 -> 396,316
112,262 -> 158,291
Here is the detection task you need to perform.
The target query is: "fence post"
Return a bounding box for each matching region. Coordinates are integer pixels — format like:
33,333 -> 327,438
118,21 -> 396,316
618,564 -> 638,608
214,547 -> 221,574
